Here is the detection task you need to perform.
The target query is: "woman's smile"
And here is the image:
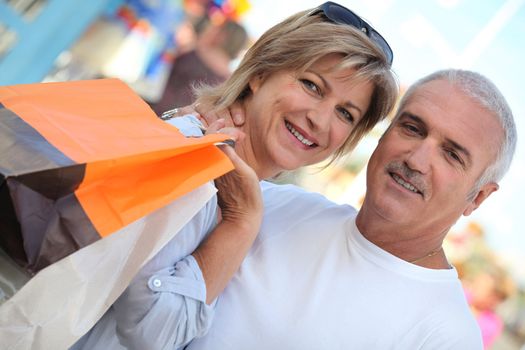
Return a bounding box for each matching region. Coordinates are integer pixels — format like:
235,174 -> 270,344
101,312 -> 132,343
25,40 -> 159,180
284,120 -> 317,148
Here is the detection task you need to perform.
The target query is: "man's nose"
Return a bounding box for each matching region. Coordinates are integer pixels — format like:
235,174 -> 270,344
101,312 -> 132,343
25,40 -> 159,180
405,141 -> 432,174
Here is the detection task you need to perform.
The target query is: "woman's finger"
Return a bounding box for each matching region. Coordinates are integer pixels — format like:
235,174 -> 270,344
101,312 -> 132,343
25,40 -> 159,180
229,102 -> 246,126
207,119 -> 226,134
195,102 -> 237,128
219,127 -> 245,142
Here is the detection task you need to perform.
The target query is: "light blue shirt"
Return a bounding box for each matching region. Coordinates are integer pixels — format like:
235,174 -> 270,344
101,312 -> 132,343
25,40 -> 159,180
71,115 -> 217,350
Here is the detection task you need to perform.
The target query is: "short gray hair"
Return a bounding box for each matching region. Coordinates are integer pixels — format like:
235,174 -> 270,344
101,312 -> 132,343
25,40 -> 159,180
396,69 -> 517,188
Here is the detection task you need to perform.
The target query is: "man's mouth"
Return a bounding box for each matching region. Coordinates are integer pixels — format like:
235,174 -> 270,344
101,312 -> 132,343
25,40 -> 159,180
390,173 -> 422,195
285,121 -> 316,147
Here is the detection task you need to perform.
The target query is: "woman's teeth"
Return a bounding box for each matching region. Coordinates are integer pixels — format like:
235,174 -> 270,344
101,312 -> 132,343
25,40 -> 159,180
285,121 -> 314,146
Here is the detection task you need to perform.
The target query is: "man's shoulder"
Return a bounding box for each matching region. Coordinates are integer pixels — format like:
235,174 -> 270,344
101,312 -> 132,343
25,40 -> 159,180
423,310 -> 482,349
261,180 -> 335,203
410,297 -> 483,349
261,181 -> 357,216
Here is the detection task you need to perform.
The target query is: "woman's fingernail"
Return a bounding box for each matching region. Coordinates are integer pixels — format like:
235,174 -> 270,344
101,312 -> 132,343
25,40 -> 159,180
222,139 -> 235,148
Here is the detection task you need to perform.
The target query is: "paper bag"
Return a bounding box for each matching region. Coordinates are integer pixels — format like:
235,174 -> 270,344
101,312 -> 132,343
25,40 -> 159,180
0,182 -> 216,350
0,78 -> 232,273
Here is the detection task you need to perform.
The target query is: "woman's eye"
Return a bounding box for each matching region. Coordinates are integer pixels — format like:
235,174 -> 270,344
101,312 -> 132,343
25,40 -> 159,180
300,79 -> 321,95
337,107 -> 354,124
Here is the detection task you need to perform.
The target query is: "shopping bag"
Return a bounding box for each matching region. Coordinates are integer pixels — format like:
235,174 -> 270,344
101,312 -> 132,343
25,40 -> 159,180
0,182 -> 216,350
0,78 -> 233,273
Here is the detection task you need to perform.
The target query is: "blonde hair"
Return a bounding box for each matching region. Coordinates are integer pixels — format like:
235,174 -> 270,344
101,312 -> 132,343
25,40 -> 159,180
195,8 -> 398,162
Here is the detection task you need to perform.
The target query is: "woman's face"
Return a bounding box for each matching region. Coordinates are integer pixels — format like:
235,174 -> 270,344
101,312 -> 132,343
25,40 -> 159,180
242,54 -> 374,178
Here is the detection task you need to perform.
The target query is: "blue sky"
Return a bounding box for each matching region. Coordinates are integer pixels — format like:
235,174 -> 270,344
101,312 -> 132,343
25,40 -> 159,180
240,0 -> 525,284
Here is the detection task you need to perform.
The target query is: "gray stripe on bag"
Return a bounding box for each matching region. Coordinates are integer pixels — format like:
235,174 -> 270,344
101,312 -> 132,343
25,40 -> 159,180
0,104 -> 76,176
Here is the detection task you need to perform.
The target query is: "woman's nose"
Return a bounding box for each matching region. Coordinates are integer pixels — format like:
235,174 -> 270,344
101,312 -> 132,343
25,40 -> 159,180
305,104 -> 332,133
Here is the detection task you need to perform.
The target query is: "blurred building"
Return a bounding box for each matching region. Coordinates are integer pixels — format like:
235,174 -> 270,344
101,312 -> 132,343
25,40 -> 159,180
0,0 -> 250,101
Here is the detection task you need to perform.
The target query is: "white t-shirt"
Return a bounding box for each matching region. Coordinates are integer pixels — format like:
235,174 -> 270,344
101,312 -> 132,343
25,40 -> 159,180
188,182 -> 482,350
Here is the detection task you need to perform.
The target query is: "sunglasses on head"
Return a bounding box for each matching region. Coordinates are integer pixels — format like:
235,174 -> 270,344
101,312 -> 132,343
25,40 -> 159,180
310,1 -> 394,66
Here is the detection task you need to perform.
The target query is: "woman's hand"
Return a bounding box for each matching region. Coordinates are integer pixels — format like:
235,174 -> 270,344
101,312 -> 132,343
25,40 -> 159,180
206,118 -> 260,227
206,118 -> 245,147
214,144 -> 262,229
162,101 -> 246,129
195,101 -> 246,128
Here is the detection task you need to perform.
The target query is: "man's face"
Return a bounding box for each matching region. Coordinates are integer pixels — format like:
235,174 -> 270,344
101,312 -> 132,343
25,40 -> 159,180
362,79 -> 502,235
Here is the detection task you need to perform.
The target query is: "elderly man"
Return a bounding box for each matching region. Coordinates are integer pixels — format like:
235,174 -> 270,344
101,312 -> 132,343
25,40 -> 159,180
186,69 -> 517,349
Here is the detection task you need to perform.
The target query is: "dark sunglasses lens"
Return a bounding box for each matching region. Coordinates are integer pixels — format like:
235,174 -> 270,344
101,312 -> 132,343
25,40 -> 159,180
321,2 -> 393,65
322,3 -> 361,27
369,31 -> 393,65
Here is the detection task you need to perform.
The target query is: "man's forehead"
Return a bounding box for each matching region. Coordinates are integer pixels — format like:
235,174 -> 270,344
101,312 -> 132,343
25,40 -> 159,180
401,80 -> 481,125
405,79 -> 457,106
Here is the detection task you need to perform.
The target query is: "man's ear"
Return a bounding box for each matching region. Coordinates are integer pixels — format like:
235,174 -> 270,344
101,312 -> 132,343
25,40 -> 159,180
463,182 -> 499,216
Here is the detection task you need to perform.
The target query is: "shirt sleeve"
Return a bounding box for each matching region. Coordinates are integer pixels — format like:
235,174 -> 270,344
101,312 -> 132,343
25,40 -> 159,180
165,114 -> 205,137
110,189 -> 219,350
400,310 -> 483,350
113,255 -> 216,350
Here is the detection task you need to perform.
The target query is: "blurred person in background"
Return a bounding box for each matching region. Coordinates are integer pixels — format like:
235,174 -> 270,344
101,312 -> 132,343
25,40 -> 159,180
498,288 -> 525,350
71,2 -> 397,349
150,16 -> 248,115
462,258 -> 515,348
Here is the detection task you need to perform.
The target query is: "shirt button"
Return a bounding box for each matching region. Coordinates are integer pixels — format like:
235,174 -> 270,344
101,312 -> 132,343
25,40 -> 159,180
152,279 -> 162,288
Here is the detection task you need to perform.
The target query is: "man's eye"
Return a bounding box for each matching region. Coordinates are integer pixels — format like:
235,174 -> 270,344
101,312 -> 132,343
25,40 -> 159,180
300,79 -> 321,95
446,149 -> 464,165
402,123 -> 421,135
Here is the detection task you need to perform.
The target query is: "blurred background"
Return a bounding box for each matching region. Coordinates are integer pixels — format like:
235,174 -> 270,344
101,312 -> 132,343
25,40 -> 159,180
0,0 -> 524,348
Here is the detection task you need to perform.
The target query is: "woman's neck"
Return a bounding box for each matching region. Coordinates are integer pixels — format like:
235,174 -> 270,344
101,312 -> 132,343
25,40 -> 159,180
235,126 -> 279,181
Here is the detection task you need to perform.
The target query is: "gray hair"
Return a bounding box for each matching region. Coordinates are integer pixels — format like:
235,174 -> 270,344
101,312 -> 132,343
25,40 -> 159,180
395,69 -> 517,188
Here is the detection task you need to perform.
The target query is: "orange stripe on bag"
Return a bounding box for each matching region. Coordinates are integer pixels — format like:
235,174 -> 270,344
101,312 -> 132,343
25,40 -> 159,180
79,146 -> 230,236
0,79 -> 224,160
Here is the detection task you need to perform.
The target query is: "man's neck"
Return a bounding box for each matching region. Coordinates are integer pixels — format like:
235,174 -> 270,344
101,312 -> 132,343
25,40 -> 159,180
355,209 -> 451,269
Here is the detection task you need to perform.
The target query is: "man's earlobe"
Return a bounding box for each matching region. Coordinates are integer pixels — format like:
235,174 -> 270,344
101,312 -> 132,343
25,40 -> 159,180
463,182 -> 499,216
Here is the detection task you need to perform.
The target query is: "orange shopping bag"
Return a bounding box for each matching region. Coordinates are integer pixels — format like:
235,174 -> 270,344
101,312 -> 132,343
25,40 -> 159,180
0,78 -> 233,273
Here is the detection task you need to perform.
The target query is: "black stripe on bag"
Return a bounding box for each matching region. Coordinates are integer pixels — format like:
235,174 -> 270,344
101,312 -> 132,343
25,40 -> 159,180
0,175 -> 26,266
1,104 -> 101,273
0,104 -> 77,176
